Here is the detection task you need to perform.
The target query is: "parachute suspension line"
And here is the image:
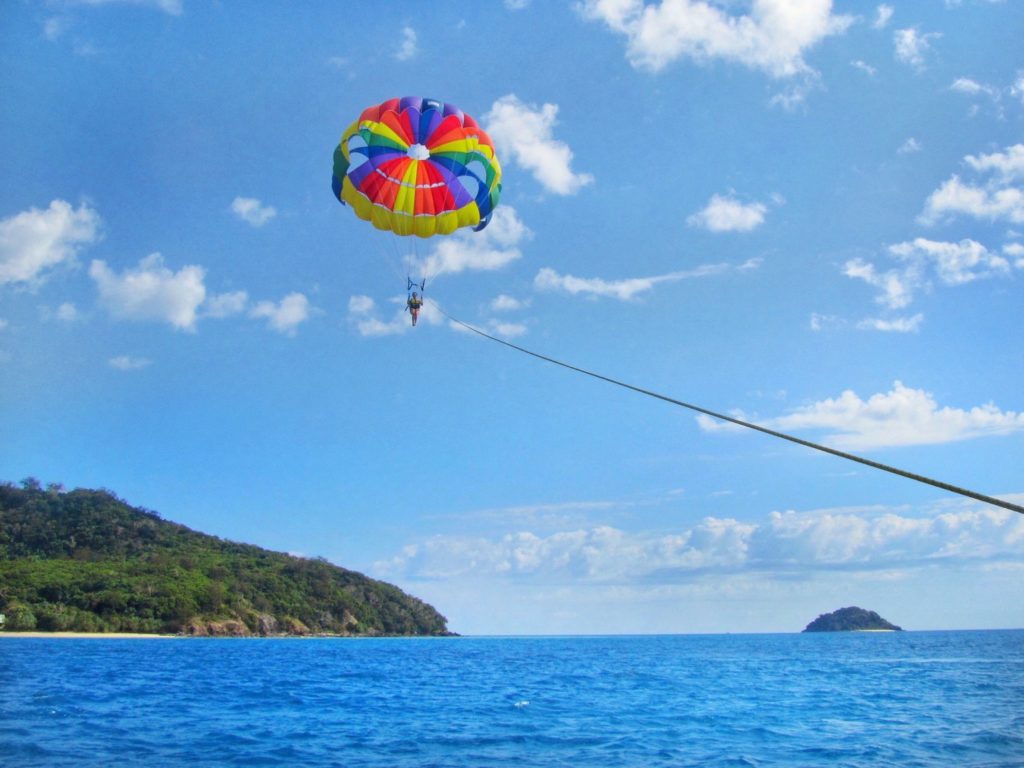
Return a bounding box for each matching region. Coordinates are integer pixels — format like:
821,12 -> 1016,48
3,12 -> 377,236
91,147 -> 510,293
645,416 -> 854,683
428,299 -> 1024,516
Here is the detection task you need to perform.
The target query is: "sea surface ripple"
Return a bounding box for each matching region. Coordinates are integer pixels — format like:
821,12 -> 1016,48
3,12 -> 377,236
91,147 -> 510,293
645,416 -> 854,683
1,630 -> 1021,767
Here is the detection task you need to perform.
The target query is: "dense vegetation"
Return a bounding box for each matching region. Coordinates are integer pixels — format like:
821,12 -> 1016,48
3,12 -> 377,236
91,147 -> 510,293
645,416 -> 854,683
0,479 -> 450,636
803,606 -> 903,632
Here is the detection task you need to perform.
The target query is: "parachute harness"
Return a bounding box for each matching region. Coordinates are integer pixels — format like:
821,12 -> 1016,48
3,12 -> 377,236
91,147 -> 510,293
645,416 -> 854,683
428,299 -> 1023,516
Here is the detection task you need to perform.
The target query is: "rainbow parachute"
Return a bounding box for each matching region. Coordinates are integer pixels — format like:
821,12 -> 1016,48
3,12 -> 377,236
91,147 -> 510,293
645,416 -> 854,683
332,96 -> 502,238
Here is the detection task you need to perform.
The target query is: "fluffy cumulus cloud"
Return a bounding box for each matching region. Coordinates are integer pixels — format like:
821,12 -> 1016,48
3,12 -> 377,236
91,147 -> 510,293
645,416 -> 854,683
376,502 -> 1024,583
0,200 -> 101,286
417,206 -> 531,278
230,197 -> 277,227
483,95 -> 593,195
920,144 -> 1024,226
535,258 -> 758,301
577,0 -> 853,78
90,254 -> 206,331
249,292 -> 311,336
844,237 -> 1016,311
699,381 -> 1024,451
687,194 -> 767,232
893,27 -> 940,70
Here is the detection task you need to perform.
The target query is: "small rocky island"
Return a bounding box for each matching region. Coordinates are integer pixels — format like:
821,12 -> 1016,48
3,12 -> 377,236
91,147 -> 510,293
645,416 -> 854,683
803,606 -> 903,632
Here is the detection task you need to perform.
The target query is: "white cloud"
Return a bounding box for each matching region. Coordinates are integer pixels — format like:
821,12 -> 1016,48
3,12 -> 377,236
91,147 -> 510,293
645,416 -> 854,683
0,200 -> 101,286
505,0 -> 531,8
687,194 -> 767,232
490,294 -> 527,312
893,28 -> 940,70
1003,242 -> 1024,268
44,17 -> 69,40
842,257 -> 915,309
488,319 -> 528,339
347,293 -> 442,337
90,253 -> 206,331
920,147 -> 1024,225
873,4 -> 894,29
203,290 -> 248,318
57,302 -> 79,322
851,59 -> 876,76
108,355 -> 151,370
484,95 -> 593,195
230,197 -> 277,227
577,0 -> 853,78
418,206 -> 531,278
395,26 -> 417,61
898,137 -> 922,154
376,502 -> 1024,583
709,381 -> 1024,451
0,318 -> 7,331
535,261 -> 736,301
951,77 -> 1000,101
1012,72 -> 1024,104
921,176 -> 1024,224
964,144 -> 1024,182
888,237 -> 1009,285
844,238 -> 1011,310
856,314 -> 923,333
249,292 -> 311,336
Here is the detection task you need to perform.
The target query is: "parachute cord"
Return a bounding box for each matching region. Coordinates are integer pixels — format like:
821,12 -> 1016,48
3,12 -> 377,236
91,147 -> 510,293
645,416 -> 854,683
428,299 -> 1023,516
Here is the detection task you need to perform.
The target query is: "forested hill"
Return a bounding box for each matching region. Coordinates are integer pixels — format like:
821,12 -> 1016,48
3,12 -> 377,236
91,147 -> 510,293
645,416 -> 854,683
0,480 -> 450,636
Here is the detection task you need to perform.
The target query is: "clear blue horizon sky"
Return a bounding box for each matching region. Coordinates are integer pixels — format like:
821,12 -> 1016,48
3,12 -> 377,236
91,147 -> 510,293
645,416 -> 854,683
2,1 -> 1022,634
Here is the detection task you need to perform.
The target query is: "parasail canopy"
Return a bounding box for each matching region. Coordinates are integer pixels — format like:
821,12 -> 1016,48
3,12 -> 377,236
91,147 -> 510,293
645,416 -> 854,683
332,96 -> 502,238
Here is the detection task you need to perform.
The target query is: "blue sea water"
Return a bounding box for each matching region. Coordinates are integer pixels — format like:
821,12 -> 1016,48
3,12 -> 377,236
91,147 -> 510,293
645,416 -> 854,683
1,631 -> 1022,767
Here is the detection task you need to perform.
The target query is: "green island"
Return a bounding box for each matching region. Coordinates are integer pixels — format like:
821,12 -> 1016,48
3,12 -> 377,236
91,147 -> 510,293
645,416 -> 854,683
0,479 -> 451,637
803,606 -> 903,633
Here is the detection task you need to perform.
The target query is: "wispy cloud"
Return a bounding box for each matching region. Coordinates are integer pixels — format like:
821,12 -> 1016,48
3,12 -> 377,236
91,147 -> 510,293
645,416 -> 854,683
108,355 -> 152,370
844,237 -> 1015,310
898,137 -> 922,154
0,200 -> 101,286
576,0 -> 853,78
699,381 -> 1024,450
855,314 -> 923,333
66,0 -> 183,15
851,59 -> 876,76
484,95 -> 593,195
395,26 -> 417,61
230,197 -> 277,227
873,4 -> 894,29
535,259 -> 758,301
687,194 -> 768,232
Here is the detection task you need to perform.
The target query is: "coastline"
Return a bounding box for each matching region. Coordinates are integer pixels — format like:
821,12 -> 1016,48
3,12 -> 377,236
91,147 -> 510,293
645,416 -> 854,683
0,631 -> 175,639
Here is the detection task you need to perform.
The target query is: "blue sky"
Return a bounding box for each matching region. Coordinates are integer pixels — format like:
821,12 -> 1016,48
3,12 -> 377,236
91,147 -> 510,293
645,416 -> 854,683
1,0 -> 1022,634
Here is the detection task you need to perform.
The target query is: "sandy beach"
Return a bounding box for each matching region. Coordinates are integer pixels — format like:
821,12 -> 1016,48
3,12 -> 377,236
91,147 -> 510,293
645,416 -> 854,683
0,632 -> 175,639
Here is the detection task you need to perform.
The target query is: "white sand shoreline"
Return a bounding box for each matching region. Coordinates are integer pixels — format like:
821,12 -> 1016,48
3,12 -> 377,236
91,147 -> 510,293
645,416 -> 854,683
0,631 -> 176,639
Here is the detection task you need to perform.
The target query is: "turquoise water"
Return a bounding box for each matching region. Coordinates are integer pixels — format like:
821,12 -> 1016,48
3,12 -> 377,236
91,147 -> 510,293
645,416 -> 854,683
1,631 -> 1021,766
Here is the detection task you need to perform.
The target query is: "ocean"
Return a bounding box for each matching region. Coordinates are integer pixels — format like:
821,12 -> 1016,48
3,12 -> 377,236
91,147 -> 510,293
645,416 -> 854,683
1,631 -> 1021,767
